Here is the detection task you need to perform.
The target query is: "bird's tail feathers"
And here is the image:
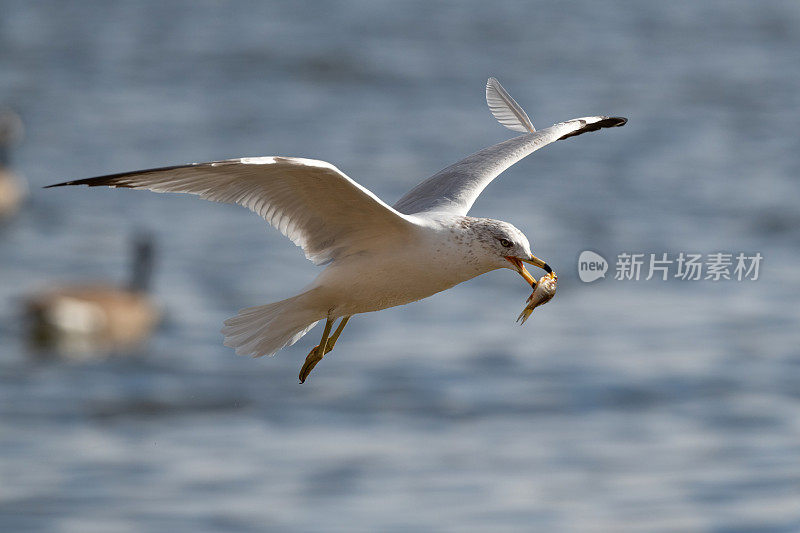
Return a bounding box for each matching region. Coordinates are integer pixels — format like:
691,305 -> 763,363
221,291 -> 320,357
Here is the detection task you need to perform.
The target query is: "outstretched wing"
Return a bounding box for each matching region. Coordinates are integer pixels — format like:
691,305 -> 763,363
47,156 -> 415,265
393,115 -> 627,216
393,77 -> 627,216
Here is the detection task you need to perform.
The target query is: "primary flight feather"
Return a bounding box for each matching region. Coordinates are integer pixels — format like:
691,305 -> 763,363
47,78 -> 626,382
485,76 -> 536,133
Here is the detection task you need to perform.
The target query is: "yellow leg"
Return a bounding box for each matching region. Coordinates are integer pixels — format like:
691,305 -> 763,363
298,316 -> 351,383
326,316 -> 350,353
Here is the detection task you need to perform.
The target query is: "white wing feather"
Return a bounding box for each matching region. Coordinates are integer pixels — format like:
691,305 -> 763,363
49,156 -> 415,265
394,115 -> 627,216
486,77 -> 535,133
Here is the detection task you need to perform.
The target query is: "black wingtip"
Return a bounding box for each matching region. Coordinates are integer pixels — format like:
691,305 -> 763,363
558,116 -> 628,140
42,162 -> 205,190
43,178 -> 98,188
43,175 -> 136,189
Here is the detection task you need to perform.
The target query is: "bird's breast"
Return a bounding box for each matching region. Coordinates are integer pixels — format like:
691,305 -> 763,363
312,233 -> 491,316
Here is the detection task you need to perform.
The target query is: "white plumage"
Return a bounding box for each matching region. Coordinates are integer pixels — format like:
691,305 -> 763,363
485,77 -> 536,133
48,78 -> 626,381
55,156 -> 414,266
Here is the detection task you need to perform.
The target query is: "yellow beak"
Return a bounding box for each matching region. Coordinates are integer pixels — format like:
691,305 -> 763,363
521,255 -> 552,273
505,255 -> 551,286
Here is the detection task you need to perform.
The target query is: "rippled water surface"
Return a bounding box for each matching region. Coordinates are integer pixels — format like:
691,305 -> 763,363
1,1 -> 800,531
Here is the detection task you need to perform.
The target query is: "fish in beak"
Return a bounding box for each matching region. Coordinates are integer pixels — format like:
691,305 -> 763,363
517,271 -> 558,324
505,255 -> 552,286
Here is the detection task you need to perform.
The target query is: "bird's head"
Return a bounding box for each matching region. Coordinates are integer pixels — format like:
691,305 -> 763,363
469,218 -> 551,285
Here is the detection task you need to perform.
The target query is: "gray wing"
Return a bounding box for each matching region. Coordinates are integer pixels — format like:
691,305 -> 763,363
393,116 -> 627,216
47,156 -> 415,265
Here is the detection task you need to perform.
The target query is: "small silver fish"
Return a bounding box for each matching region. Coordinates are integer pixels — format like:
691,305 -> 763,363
517,272 -> 557,324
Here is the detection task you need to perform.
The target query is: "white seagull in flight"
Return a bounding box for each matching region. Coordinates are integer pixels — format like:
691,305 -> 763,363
47,78 -> 626,382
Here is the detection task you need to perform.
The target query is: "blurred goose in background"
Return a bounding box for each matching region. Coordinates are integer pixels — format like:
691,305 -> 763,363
0,110 -> 26,219
26,234 -> 161,357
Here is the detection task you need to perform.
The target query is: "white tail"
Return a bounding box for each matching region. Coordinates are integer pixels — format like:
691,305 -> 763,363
486,77 -> 535,133
221,292 -> 320,357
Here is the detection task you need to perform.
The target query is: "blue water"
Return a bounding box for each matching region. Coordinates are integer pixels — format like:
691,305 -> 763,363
1,1 -> 800,531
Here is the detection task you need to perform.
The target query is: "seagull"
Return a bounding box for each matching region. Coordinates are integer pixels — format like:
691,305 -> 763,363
47,78 -> 626,382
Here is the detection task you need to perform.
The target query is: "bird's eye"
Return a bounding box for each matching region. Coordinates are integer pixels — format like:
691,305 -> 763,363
499,238 -> 513,248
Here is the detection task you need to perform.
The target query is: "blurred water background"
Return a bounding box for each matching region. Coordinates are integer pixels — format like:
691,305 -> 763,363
1,1 -> 800,531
